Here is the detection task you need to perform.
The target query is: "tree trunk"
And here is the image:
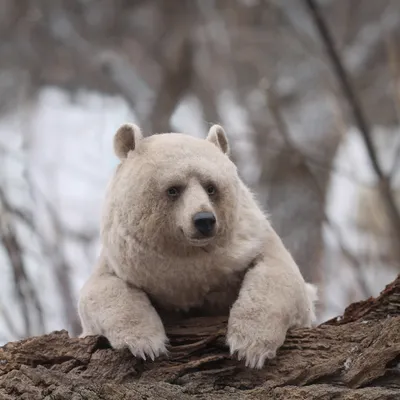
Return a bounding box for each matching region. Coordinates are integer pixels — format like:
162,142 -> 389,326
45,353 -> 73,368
1,277 -> 400,399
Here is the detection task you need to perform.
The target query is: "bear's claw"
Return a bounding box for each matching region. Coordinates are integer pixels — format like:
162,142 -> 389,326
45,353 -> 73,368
227,332 -> 278,369
109,331 -> 169,361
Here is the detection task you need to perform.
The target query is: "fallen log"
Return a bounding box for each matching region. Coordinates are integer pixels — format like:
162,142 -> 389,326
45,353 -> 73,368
1,276 -> 400,399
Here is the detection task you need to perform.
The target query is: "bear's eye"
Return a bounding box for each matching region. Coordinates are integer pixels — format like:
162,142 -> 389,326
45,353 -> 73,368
206,185 -> 216,196
167,187 -> 180,198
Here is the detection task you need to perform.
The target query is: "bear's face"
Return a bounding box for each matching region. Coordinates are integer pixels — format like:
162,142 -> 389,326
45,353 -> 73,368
103,125 -> 240,255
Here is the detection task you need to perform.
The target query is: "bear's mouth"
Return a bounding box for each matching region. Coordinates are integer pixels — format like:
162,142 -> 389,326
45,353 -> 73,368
187,237 -> 214,247
180,228 -> 215,247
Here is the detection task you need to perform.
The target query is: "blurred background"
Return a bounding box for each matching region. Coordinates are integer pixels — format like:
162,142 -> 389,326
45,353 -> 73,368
0,0 -> 400,343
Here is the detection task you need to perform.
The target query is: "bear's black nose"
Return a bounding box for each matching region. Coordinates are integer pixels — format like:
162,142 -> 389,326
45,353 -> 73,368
193,212 -> 216,237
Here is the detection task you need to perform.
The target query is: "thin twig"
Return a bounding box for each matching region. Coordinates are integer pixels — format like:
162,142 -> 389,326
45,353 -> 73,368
383,28 -> 400,179
0,300 -> 20,339
304,0 -> 400,239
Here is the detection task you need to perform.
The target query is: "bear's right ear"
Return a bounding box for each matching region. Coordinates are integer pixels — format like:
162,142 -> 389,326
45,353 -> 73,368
113,123 -> 143,160
206,124 -> 230,155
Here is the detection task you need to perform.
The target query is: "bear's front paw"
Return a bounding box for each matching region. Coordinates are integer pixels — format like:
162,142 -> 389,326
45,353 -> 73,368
227,312 -> 287,369
108,329 -> 168,361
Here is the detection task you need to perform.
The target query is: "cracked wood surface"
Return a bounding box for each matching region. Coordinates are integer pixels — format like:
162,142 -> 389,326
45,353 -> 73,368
1,276 -> 400,399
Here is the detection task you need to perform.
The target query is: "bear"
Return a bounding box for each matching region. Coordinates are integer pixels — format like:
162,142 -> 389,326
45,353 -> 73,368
78,123 -> 318,369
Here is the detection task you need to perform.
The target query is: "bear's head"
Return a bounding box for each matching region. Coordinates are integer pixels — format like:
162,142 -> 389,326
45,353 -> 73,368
102,124 -> 240,256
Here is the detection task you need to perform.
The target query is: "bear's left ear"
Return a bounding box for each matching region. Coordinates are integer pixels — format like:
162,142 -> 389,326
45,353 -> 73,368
113,123 -> 143,160
206,124 -> 230,155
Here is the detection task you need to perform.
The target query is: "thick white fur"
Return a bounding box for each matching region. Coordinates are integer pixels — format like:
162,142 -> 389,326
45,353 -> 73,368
78,123 -> 317,368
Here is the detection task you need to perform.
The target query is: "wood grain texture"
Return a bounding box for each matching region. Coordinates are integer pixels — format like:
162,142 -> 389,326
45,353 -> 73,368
1,276 -> 400,399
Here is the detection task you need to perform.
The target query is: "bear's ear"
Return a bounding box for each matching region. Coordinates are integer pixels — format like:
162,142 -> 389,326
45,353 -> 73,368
206,124 -> 230,155
113,123 -> 143,160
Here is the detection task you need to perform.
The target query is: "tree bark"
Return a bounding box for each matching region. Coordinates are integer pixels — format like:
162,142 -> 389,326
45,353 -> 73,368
1,277 -> 400,399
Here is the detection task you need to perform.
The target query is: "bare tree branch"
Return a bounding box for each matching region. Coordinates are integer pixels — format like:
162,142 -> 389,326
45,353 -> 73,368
304,0 -> 400,240
146,38 -> 194,134
44,200 -> 82,337
0,188 -> 45,337
266,85 -> 371,298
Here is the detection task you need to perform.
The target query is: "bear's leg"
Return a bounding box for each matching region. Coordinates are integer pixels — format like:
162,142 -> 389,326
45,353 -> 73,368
78,272 -> 168,360
226,237 -> 317,369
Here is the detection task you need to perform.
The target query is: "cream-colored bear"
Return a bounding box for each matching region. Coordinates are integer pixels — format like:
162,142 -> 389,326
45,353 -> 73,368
78,123 -> 317,369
